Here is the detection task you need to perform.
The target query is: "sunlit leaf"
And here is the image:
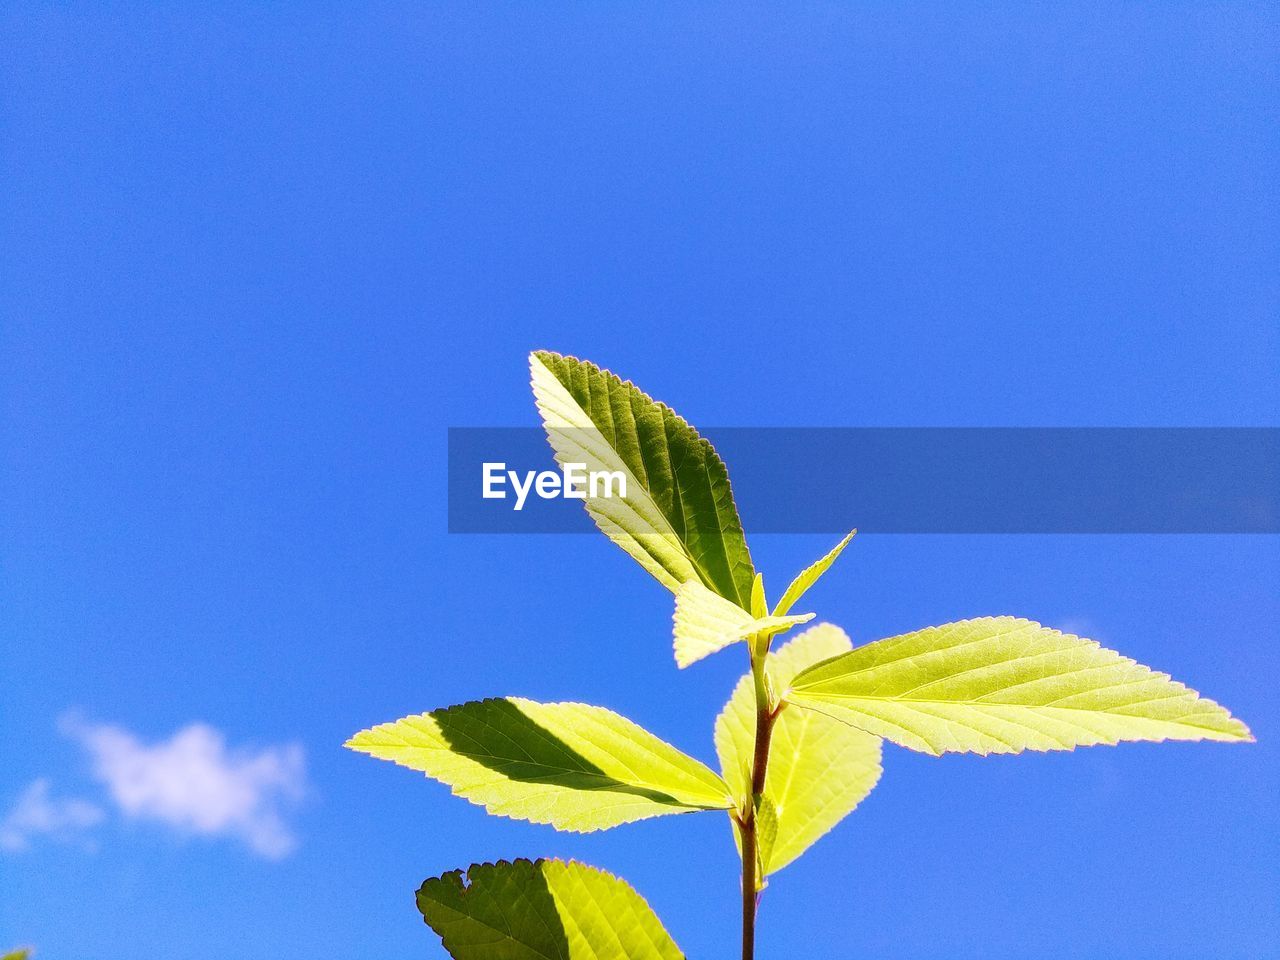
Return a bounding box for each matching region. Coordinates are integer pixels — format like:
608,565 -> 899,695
418,858 -> 684,960
773,531 -> 855,617
673,580 -> 814,668
530,351 -> 755,607
347,698 -> 732,832
750,573 -> 768,619
716,625 -> 883,874
753,796 -> 778,889
787,617 -> 1254,756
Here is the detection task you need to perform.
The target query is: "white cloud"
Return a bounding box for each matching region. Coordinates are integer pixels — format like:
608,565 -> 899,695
61,716 -> 307,860
0,778 -> 105,852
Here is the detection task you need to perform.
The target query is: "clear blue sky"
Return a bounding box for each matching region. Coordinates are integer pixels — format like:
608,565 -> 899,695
2,4 -> 1277,958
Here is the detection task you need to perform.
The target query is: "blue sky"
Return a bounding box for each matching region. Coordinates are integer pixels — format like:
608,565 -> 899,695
2,4 -> 1277,958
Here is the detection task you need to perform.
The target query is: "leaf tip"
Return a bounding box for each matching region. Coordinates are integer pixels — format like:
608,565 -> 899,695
343,730 -> 372,752
1228,719 -> 1256,743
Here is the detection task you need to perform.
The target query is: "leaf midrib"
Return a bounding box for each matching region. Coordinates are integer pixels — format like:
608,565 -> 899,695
790,690 -> 1232,732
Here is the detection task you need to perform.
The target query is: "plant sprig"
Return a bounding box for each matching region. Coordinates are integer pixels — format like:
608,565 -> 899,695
348,351 -> 1252,959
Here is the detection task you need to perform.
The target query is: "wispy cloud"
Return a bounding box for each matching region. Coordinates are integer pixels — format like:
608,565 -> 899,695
61,716 -> 308,860
2,718 -> 308,860
0,778 -> 104,852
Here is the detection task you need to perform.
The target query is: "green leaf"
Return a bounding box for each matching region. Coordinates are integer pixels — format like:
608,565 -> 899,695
773,531 -> 855,616
673,580 -> 814,668
750,572 -> 768,619
346,697 -> 732,832
787,617 -> 1254,756
753,796 -> 778,890
2,950 -> 31,960
715,625 -> 883,874
530,351 -> 756,607
418,858 -> 684,960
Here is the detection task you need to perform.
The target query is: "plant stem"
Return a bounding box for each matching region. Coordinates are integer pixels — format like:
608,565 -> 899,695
740,644 -> 777,960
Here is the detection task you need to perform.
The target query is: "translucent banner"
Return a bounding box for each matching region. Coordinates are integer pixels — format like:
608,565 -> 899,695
448,428 -> 1280,534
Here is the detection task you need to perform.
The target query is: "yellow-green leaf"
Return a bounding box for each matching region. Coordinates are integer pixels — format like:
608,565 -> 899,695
347,698 -> 732,832
530,351 -> 755,607
773,531 -> 855,617
787,617 -> 1254,756
418,858 -> 684,960
673,580 -> 814,668
753,796 -> 778,890
715,625 -> 883,874
750,573 -> 768,619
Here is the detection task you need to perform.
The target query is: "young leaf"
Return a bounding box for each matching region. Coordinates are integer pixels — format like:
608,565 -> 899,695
750,572 -> 768,619
716,625 -> 883,874
773,530 -> 855,617
418,858 -> 684,960
530,351 -> 756,607
753,796 -> 778,890
673,580 -> 814,668
787,617 -> 1254,756
346,697 -> 732,832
